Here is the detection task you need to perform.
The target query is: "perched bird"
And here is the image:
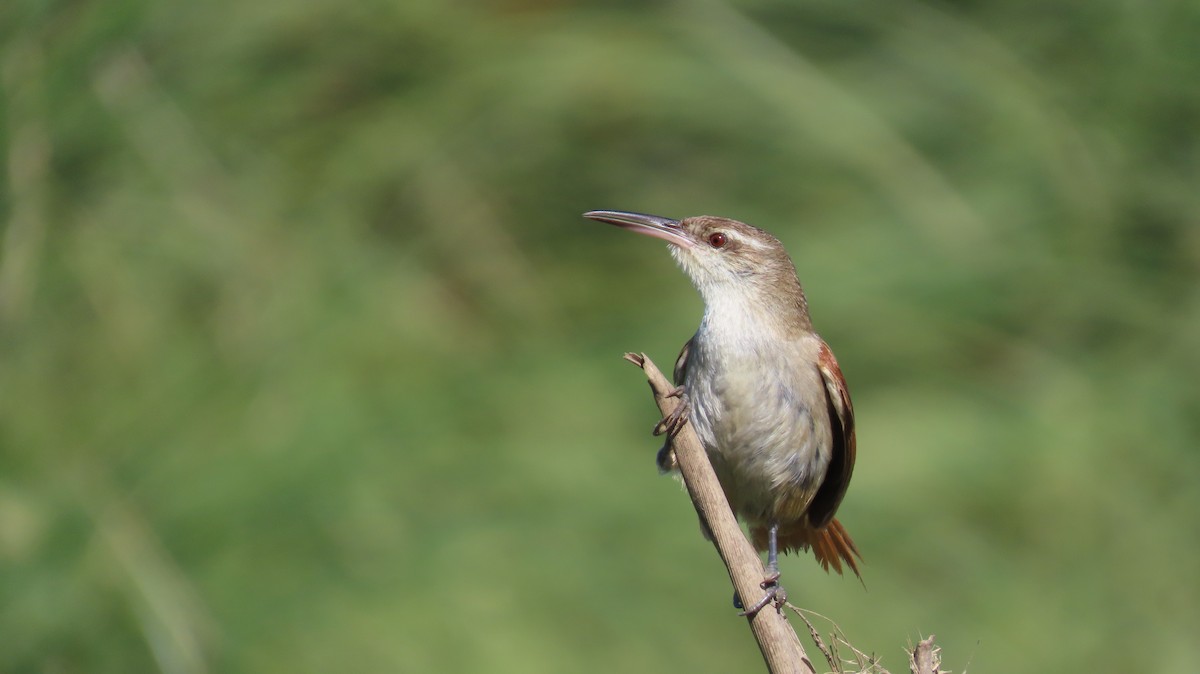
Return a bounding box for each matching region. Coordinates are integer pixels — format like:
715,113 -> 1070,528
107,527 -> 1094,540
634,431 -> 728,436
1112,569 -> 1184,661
584,210 -> 861,612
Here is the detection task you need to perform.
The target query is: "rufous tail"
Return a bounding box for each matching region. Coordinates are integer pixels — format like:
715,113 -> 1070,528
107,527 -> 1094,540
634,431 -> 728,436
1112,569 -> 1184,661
751,517 -> 863,580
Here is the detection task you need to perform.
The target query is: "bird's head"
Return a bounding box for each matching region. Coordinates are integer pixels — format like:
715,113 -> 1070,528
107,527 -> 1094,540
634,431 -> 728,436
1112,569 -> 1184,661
584,210 -> 804,309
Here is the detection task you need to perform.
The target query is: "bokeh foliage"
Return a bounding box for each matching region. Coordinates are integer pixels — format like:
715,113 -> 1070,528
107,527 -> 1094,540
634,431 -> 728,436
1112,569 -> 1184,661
2,0 -> 1198,671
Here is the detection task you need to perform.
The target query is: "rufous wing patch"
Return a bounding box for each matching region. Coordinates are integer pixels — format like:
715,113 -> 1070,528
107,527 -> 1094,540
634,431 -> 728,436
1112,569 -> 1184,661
805,338 -> 856,530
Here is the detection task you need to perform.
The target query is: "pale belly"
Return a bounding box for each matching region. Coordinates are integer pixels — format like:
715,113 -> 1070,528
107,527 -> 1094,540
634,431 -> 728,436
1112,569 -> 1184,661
684,341 -> 833,524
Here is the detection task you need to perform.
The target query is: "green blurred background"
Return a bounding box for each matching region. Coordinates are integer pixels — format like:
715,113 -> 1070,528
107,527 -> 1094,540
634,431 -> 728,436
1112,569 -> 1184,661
2,0 -> 1198,671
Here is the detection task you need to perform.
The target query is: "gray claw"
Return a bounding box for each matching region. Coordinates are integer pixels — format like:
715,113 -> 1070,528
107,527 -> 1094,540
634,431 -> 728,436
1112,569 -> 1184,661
736,572 -> 786,617
653,388 -> 690,437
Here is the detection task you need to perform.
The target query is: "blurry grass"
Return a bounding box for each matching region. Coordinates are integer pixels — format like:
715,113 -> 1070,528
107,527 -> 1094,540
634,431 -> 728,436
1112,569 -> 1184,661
2,0 -> 1199,671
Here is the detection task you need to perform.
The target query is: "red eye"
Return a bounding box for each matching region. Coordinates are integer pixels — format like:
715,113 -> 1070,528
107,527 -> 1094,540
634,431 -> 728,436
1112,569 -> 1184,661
708,232 -> 727,248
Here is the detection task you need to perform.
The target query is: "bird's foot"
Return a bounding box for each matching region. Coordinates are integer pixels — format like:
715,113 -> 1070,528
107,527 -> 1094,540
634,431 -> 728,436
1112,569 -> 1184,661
653,386 -> 689,437
734,570 -> 786,617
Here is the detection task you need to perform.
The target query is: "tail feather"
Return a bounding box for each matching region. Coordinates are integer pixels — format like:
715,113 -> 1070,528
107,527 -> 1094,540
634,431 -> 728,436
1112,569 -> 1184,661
751,517 -> 863,580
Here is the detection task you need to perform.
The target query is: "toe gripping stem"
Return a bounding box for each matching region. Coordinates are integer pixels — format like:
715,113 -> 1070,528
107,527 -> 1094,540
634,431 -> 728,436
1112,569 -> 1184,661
653,386 -> 689,438
736,570 -> 786,617
737,523 -> 786,617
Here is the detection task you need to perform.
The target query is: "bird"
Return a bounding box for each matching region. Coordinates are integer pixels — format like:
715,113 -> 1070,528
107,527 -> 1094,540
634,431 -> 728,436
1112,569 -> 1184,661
584,210 -> 861,613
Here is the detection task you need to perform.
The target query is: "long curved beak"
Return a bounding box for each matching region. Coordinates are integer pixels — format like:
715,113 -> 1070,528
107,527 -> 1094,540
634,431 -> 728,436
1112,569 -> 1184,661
583,210 -> 694,248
